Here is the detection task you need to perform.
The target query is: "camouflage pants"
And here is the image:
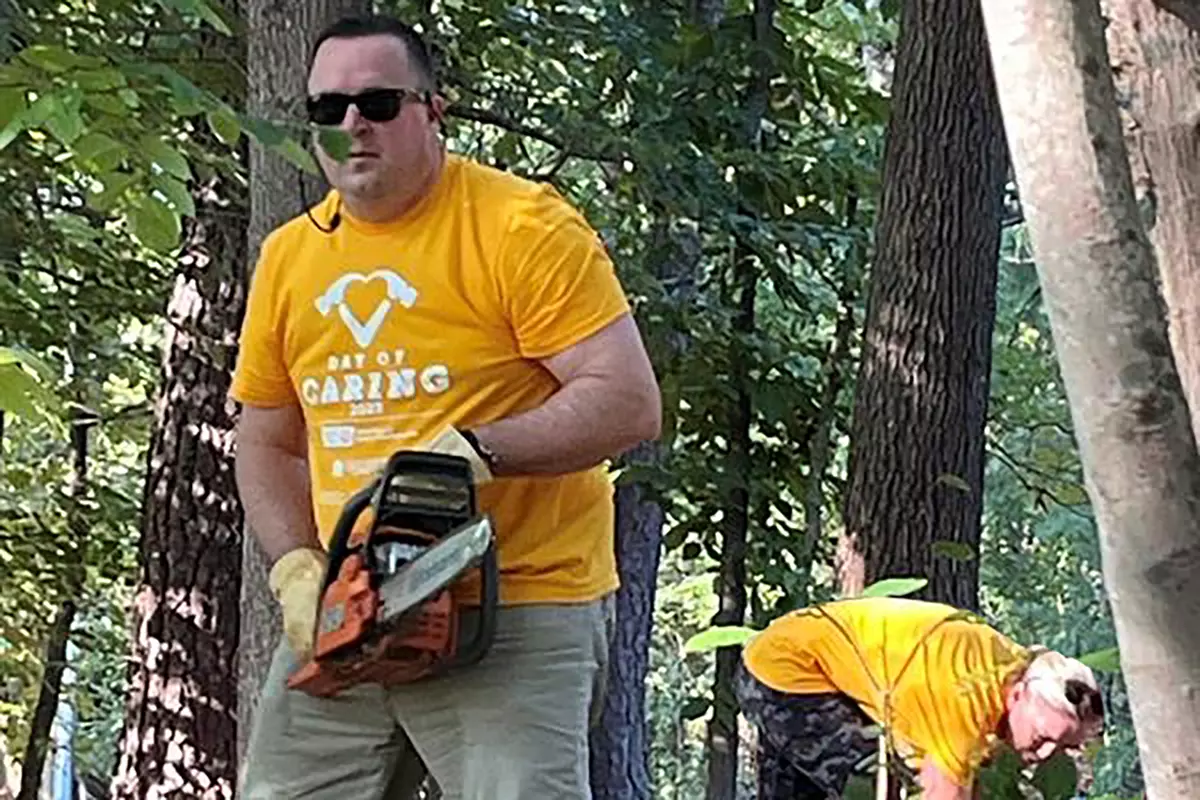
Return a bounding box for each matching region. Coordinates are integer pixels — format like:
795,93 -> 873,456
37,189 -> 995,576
734,661 -> 880,799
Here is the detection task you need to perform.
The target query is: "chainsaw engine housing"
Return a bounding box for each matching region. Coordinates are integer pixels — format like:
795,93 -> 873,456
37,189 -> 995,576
288,451 -> 498,698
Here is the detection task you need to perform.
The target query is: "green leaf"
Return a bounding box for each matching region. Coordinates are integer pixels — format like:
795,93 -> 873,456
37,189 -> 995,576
87,171 -> 139,212
72,132 -> 128,171
206,109 -> 241,145
275,137 -> 319,175
0,346 -> 56,382
139,135 -> 191,180
0,364 -> 38,419
931,540 -> 976,562
156,0 -> 232,35
841,775 -> 875,800
977,744 -> 1024,799
317,126 -> 352,162
682,625 -> 759,653
1077,646 -> 1121,673
0,87 -> 25,130
1030,751 -> 1079,800
74,68 -> 127,91
44,99 -> 85,145
859,577 -> 928,599
238,114 -> 288,148
151,174 -> 196,217
84,93 -> 129,116
0,348 -> 59,420
18,44 -> 79,73
129,194 -> 181,252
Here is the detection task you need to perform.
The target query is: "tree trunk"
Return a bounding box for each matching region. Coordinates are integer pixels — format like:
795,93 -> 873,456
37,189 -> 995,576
704,245 -> 755,800
980,1 -> 1200,796
1151,0 -> 1200,33
587,210 -> 700,796
108,5 -> 248,796
836,0 -> 1008,610
588,444 -> 665,800
706,3 -> 775,798
236,0 -> 376,769
18,418 -> 92,800
1105,0 -> 1200,440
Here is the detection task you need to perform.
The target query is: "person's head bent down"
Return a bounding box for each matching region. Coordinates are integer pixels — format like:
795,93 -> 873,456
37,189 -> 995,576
1001,647 -> 1105,764
735,597 -> 1105,799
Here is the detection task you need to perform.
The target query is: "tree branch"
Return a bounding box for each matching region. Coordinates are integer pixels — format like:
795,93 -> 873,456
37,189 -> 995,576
1152,0 -> 1200,34
446,103 -> 621,163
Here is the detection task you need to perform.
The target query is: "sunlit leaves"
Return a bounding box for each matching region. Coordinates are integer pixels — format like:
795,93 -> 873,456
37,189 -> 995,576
681,625 -> 760,653
0,347 -> 61,422
154,0 -> 233,35
129,193 -> 181,252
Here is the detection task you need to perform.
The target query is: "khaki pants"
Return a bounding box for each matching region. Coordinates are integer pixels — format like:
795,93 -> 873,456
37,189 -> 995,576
240,595 -> 615,800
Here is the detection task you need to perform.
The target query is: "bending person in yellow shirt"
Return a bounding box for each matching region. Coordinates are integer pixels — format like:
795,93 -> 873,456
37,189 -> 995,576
736,597 -> 1105,799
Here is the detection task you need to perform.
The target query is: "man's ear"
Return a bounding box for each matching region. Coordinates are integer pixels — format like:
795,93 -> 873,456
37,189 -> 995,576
428,94 -> 447,125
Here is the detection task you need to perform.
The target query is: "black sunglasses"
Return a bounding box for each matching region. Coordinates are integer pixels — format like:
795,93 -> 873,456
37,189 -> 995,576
305,87 -> 430,126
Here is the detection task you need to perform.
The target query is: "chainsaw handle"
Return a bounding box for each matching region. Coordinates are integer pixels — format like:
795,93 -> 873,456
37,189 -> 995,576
453,535 -> 499,670
321,478 -> 379,590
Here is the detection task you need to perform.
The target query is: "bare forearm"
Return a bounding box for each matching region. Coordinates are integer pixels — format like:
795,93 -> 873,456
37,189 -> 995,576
235,442 -> 321,563
918,759 -> 973,800
473,375 -> 660,476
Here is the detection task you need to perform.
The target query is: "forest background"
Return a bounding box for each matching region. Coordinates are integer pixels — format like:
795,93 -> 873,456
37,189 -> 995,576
3,0 -> 1197,798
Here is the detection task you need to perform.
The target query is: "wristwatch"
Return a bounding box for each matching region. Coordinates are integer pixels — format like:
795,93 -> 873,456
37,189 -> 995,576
460,429 -> 500,472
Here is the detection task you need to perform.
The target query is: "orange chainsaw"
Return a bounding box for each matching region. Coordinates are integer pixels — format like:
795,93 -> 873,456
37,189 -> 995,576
288,450 -> 498,697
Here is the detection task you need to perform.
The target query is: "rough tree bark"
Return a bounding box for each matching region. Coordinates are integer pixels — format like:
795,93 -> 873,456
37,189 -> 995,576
836,0 -> 1008,610
588,443 -> 666,800
18,417 -> 93,800
235,0 -> 383,774
980,1 -> 1200,796
587,209 -> 704,798
109,11 -> 248,794
706,2 -> 775,798
1106,0 -> 1200,439
1152,0 -> 1200,33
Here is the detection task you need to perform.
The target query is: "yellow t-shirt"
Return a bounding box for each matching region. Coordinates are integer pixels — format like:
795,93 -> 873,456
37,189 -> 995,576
742,597 -> 1030,785
229,153 -> 632,606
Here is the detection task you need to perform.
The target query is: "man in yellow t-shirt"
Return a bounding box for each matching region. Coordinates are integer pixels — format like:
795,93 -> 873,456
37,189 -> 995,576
736,597 -> 1105,799
231,13 -> 661,800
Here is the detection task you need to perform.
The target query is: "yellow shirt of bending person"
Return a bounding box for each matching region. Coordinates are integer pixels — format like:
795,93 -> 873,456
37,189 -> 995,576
742,597 -> 1031,785
229,154 -> 631,606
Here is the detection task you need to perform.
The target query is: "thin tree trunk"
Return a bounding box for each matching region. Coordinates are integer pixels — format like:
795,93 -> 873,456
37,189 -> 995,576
588,443 -> 665,800
704,243 -> 755,800
588,218 -> 699,797
980,1 -> 1200,796
706,2 -> 774,797
17,418 -> 92,800
836,0 -> 1007,610
1106,0 -> 1200,439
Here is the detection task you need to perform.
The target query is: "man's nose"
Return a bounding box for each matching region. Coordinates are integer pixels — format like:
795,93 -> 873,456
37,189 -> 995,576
341,104 -> 369,132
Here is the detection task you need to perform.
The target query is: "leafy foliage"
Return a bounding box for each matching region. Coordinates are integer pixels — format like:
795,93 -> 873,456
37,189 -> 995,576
0,0 -> 1147,797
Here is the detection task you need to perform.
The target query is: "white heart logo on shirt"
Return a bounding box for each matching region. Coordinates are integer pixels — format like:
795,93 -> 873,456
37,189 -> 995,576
315,269 -> 419,348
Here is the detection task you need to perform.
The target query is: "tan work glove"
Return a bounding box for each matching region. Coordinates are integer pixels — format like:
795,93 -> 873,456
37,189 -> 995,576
424,427 -> 494,485
268,547 -> 328,661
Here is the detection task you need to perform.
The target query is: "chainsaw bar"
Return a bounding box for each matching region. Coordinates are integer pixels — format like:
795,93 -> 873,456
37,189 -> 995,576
377,515 -> 494,623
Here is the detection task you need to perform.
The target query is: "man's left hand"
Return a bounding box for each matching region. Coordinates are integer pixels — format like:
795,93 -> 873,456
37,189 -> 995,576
422,427 -> 493,484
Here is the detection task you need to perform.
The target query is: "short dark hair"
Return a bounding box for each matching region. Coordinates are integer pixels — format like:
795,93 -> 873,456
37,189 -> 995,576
309,14 -> 438,90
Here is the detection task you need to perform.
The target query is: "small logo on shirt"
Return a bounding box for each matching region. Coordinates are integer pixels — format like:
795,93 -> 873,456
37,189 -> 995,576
315,269 -> 419,348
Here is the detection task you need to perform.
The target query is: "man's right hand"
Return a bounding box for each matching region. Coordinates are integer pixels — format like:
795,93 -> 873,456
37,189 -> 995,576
268,547 -> 328,660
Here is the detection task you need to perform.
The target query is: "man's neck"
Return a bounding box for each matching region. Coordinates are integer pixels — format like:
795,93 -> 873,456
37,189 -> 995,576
344,148 -> 446,225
